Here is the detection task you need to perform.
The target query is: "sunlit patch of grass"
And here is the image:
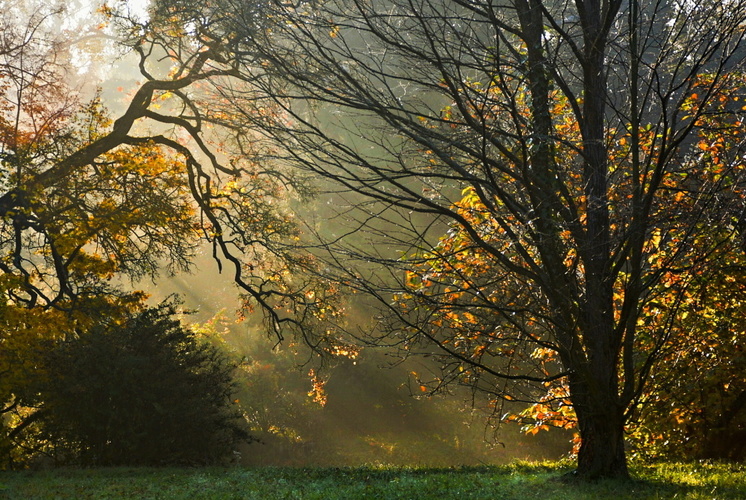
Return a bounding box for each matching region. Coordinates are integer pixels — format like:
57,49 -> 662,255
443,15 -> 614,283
635,460 -> 746,497
0,461 -> 743,499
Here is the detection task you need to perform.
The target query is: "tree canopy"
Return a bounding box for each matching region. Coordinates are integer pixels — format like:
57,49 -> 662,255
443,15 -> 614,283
0,0 -> 339,338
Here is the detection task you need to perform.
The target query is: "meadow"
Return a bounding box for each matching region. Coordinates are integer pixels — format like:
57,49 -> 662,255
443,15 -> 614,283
0,461 -> 744,499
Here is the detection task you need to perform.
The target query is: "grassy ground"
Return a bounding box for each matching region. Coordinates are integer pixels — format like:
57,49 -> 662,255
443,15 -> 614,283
0,461 -> 743,499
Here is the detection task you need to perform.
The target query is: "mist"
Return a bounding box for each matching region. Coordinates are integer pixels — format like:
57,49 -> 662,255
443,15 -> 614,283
141,256 -> 571,467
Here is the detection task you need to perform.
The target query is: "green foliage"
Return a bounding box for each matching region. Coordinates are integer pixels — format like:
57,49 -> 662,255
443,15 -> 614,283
0,462 -> 744,499
0,294 -> 146,467
630,259 -> 746,462
26,301 -> 251,466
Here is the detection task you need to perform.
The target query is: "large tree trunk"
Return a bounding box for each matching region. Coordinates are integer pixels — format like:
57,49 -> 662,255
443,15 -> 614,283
570,0 -> 629,481
570,371 -> 629,480
575,404 -> 628,479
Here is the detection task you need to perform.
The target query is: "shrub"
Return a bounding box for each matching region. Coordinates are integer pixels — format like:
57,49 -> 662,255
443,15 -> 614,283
36,301 -> 251,466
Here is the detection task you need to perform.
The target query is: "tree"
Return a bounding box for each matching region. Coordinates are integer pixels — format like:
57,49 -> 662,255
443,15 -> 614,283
0,1 -> 342,464
190,0 -> 746,478
0,1 -> 205,308
0,0 -> 339,339
515,73 -> 746,462
0,3 -> 201,460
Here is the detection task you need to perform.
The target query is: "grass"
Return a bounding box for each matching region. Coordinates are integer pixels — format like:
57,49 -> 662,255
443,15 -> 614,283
0,461 -> 743,499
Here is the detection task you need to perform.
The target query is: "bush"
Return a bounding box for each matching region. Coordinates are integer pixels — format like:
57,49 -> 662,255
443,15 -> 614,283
36,301 -> 251,466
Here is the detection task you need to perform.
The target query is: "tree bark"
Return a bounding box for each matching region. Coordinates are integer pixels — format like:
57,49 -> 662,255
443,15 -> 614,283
572,0 -> 628,480
576,410 -> 628,479
570,374 -> 629,479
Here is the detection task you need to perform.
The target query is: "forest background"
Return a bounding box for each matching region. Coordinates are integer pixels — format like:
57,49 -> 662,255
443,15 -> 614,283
0,0 -> 744,481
